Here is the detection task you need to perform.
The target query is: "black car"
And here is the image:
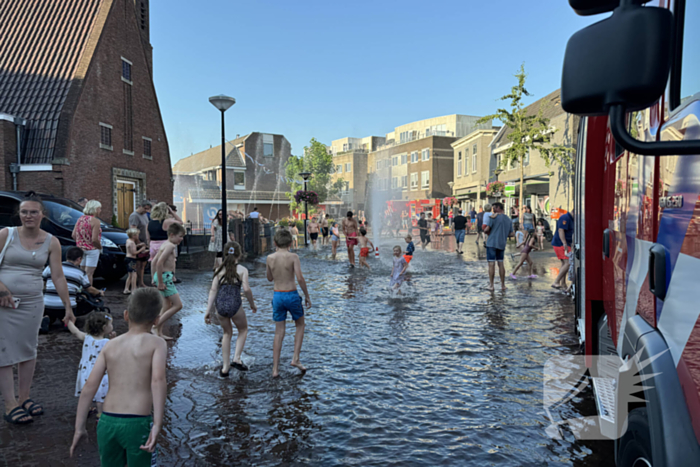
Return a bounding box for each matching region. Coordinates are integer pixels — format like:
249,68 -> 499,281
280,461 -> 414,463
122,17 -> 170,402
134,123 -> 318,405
0,191 -> 128,281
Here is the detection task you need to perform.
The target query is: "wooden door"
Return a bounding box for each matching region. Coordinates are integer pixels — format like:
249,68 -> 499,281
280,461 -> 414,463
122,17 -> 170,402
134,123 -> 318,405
116,181 -> 135,228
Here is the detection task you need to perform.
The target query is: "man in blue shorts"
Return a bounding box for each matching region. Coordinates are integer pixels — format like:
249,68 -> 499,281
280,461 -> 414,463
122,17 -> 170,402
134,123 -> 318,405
469,207 -> 477,233
266,229 -> 312,378
484,202 -> 514,291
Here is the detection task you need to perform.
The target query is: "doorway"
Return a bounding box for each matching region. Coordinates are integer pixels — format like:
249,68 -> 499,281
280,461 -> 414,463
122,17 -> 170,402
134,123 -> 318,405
116,180 -> 136,228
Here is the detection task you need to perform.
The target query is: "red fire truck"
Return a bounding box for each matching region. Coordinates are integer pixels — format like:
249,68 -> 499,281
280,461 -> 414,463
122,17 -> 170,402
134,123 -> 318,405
564,1 -> 700,465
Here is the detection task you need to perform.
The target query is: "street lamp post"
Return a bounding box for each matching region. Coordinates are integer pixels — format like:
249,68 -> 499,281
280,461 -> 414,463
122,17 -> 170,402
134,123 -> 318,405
299,172 -> 312,247
209,95 -> 236,257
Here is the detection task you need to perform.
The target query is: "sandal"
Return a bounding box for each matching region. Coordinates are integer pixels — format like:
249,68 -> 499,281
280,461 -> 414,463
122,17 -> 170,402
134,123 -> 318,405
21,399 -> 44,416
231,361 -> 249,372
4,406 -> 33,425
219,368 -> 230,378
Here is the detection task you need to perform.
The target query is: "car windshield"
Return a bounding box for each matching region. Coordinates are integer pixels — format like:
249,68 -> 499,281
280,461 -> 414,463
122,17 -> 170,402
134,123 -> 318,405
43,201 -> 110,229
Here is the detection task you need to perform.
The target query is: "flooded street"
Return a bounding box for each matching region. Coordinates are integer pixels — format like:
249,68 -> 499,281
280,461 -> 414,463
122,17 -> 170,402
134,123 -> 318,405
158,235 -> 615,466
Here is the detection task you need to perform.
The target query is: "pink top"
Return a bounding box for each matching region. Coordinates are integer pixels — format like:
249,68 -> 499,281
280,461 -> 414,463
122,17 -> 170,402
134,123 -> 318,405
75,215 -> 100,250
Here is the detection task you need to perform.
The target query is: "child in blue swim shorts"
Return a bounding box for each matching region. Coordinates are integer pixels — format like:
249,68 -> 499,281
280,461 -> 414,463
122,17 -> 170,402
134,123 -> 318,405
266,229 -> 312,378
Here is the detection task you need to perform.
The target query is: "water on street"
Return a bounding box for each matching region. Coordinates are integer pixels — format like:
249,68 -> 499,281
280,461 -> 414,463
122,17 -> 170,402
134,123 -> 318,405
155,235 -> 614,466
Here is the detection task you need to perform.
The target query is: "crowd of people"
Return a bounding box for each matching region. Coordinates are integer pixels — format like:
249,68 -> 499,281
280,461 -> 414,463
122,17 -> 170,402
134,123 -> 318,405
0,191 -> 574,464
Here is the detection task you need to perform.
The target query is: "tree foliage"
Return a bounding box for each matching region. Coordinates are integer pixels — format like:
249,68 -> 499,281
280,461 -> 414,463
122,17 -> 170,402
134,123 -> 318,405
477,64 -> 575,176
285,138 -> 345,210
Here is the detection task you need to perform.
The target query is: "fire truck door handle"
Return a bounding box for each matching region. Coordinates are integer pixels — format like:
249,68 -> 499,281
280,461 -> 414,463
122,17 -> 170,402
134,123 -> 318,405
648,244 -> 667,301
603,229 -> 611,258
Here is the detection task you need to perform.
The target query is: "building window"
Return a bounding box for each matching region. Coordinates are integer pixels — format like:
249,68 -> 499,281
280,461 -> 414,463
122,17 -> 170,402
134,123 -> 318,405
421,170 -> 430,188
422,149 -> 430,161
336,164 -> 342,173
263,134 -> 274,157
99,123 -> 113,150
457,151 -> 462,177
345,163 -> 352,173
142,137 -> 152,159
392,177 -> 398,189
410,173 -> 418,190
234,171 -> 245,189
411,151 -> 418,163
121,58 -> 132,83
401,175 -> 408,188
524,150 -> 530,166
392,156 -> 398,166
472,153 -> 477,172
123,82 -> 133,154
401,154 -> 407,164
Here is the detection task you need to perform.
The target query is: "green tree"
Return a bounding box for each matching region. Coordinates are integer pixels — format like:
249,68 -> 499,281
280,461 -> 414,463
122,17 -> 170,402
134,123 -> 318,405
285,138 -> 345,211
477,64 -> 574,222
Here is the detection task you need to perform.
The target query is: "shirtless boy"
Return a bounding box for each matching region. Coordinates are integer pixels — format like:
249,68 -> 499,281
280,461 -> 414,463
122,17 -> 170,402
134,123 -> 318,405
70,288 -> 167,466
357,228 -> 374,270
321,215 -> 330,245
152,223 -> 186,340
266,229 -> 312,378
308,216 -> 320,249
341,211 -> 359,267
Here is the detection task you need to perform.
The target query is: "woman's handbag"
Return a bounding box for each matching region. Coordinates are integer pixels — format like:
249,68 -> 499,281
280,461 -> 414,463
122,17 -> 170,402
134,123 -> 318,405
0,227 -> 15,267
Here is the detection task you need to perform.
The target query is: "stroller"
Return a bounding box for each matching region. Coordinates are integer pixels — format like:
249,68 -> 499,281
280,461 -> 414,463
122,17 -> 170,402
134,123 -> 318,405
44,290 -> 111,324
540,218 -> 554,242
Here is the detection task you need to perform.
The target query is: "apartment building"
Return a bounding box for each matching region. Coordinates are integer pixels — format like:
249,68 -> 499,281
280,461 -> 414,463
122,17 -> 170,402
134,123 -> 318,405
330,136 -> 385,213
490,89 -> 580,216
368,115 -> 491,202
451,128 -> 500,211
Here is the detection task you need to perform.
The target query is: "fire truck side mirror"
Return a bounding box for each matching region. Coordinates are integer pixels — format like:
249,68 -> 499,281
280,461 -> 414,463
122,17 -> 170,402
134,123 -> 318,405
568,0 -> 652,17
561,4 -> 672,116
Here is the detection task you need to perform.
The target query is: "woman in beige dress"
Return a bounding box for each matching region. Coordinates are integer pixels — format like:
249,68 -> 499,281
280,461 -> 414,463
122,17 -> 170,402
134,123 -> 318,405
0,193 -> 73,424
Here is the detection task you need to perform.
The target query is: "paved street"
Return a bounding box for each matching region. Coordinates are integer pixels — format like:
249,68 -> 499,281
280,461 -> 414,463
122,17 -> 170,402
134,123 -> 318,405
1,236 -> 614,466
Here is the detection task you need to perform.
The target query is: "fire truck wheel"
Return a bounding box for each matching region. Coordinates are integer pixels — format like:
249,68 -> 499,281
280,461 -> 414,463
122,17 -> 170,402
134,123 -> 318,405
617,408 -> 652,467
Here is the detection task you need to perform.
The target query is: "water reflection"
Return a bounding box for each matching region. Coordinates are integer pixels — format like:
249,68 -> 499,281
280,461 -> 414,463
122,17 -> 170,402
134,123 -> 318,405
158,235 -> 614,466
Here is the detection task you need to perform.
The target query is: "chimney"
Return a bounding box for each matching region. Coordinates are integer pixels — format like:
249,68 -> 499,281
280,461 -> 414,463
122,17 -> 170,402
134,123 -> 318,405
134,1 -> 153,75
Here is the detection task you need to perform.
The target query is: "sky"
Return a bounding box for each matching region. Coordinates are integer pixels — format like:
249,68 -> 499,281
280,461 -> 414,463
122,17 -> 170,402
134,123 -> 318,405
151,0 -> 599,165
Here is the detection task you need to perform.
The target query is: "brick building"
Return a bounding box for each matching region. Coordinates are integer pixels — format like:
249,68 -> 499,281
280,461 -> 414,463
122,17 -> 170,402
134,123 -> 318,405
451,127 -> 500,211
490,89 -> 579,217
367,115 -> 491,202
329,136 -> 385,213
0,0 -> 172,227
173,132 -> 294,224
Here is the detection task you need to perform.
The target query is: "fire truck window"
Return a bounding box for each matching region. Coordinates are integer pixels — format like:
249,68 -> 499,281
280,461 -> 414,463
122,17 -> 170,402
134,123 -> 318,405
680,0 -> 700,104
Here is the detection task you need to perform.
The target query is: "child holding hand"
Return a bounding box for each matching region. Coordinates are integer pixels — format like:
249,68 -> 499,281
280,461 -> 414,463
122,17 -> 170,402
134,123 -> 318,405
68,312 -> 115,419
70,288 -> 168,466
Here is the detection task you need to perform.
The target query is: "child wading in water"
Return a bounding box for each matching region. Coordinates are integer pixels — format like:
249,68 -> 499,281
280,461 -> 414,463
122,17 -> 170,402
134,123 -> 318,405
205,241 -> 257,376
357,228 -> 374,270
510,229 -> 538,279
290,221 -> 299,250
124,229 -> 147,295
536,219 -> 546,250
68,312 -> 114,419
390,246 -> 409,292
70,288 -> 167,466
152,223 -> 186,340
404,235 -> 415,266
266,229 -> 311,378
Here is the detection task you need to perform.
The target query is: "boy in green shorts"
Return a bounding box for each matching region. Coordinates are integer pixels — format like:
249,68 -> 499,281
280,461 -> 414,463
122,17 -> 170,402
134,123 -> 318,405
70,288 -> 167,466
152,223 -> 186,340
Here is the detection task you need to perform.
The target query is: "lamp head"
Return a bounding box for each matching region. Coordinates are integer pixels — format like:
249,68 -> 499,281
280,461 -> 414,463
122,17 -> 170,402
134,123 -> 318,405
299,171 -> 312,181
209,95 -> 236,112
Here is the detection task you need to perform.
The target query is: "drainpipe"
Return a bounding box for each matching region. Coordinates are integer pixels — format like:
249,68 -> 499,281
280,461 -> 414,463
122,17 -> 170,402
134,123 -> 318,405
6,116 -> 24,191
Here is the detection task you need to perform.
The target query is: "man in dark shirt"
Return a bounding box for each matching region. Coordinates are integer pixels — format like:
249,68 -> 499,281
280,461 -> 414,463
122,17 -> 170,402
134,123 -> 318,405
475,207 -> 485,245
469,208 -> 477,233
453,209 -> 468,254
551,209 -> 574,289
418,212 -> 430,249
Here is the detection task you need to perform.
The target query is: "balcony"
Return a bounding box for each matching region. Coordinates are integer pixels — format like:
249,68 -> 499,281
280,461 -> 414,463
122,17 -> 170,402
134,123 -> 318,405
374,130 -> 457,151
